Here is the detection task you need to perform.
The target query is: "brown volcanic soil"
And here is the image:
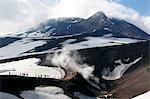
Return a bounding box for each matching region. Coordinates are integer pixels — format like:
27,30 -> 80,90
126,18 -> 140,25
110,64 -> 150,99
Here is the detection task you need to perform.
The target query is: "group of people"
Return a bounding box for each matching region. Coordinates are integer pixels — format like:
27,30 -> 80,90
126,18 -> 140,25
8,72 -> 61,79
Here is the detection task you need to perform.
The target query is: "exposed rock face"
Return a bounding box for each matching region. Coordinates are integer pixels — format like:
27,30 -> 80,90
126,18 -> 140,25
15,12 -> 150,39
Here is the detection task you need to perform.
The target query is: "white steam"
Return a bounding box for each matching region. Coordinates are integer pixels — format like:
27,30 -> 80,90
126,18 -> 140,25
46,49 -> 94,79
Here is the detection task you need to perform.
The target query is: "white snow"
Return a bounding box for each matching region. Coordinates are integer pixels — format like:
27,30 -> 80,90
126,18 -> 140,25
74,92 -> 102,99
0,58 -> 65,79
0,86 -> 71,99
45,28 -> 56,35
13,32 -> 84,39
26,32 -> 45,37
20,86 -> 71,99
62,37 -> 139,51
71,20 -> 80,23
67,24 -> 72,30
102,57 -> 142,80
132,91 -> 150,99
42,26 -> 52,31
20,91 -> 71,99
92,29 -> 96,32
15,29 -> 46,38
104,28 -> 110,31
0,36 -> 140,60
35,86 -> 64,95
16,28 -> 56,38
0,92 -> 20,99
0,38 -> 47,60
102,34 -> 113,37
60,39 -> 76,46
0,89 -> 149,99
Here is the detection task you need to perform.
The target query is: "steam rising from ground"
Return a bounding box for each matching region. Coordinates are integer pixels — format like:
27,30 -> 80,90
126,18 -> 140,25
46,49 -> 94,79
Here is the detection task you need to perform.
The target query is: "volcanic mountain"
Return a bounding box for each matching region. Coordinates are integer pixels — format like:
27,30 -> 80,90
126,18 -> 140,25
0,12 -> 149,60
14,11 -> 150,39
0,11 -> 149,99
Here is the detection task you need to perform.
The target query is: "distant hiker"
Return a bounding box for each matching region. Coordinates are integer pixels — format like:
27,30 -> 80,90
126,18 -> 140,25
23,73 -> 25,76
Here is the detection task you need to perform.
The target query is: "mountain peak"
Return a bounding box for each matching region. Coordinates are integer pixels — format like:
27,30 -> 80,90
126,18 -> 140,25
14,11 -> 150,39
88,11 -> 107,20
83,11 -> 111,30
94,11 -> 106,17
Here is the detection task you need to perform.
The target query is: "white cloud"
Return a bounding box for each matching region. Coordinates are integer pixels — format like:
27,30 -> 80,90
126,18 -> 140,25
0,0 -> 149,36
48,0 -> 150,34
0,0 -> 51,35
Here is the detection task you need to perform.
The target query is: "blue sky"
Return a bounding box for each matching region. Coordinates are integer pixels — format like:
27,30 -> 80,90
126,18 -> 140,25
115,0 -> 150,16
44,0 -> 150,16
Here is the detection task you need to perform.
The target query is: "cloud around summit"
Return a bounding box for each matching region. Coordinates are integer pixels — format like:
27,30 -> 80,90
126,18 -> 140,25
0,0 -> 149,35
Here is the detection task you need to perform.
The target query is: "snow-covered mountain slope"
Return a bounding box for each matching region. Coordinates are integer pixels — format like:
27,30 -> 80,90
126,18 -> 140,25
0,38 -> 47,59
0,11 -> 149,99
0,36 -> 139,60
0,11 -> 149,60
9,12 -> 150,40
10,17 -> 84,38
0,58 -> 65,79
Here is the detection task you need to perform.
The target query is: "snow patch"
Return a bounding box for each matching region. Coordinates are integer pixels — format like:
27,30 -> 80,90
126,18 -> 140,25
20,86 -> 71,99
102,57 -> 142,80
63,37 -> 138,51
0,58 -> 65,79
104,28 -> 110,31
102,34 -> 113,37
35,86 -> 64,95
20,91 -> 71,99
67,24 -> 72,30
71,20 -> 80,23
74,92 -> 102,99
0,38 -> 47,60
0,92 -> 20,99
132,91 -> 150,99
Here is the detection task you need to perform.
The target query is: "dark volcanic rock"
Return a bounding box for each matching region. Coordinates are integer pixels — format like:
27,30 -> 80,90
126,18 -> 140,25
78,41 -> 149,78
0,41 -> 149,98
15,12 -> 150,40
0,75 -> 62,95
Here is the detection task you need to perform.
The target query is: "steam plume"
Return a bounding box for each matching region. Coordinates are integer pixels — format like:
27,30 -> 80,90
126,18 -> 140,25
46,49 -> 94,79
